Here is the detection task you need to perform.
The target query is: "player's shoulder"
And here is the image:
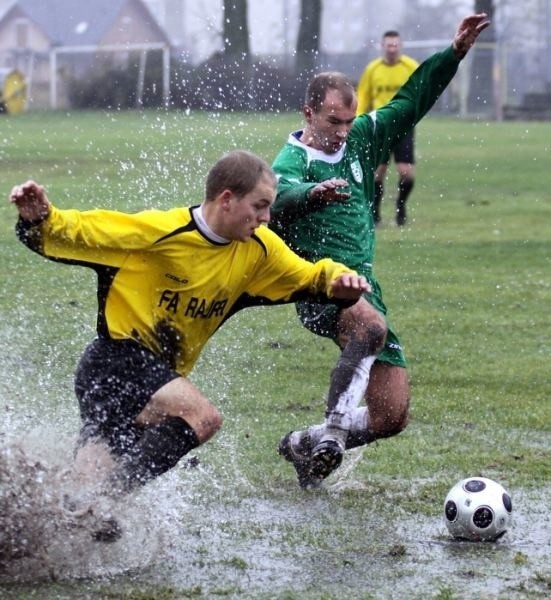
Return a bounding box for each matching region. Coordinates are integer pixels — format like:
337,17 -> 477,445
134,205 -> 193,232
253,224 -> 282,245
366,57 -> 385,72
273,134 -> 308,166
401,54 -> 420,69
163,206 -> 192,220
350,111 -> 376,138
245,226 -> 272,260
147,205 -> 191,220
253,224 -> 293,255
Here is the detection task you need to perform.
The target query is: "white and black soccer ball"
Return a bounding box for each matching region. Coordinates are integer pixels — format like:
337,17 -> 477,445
443,477 -> 513,541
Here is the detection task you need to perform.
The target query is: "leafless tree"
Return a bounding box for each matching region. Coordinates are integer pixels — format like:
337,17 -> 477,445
295,0 -> 322,76
223,0 -> 250,59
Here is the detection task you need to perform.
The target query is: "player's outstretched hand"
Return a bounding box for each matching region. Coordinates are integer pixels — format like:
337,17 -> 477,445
309,178 -> 350,204
452,13 -> 491,59
9,180 -> 51,222
331,273 -> 370,301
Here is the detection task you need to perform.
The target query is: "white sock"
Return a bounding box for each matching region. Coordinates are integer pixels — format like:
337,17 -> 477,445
323,355 -> 376,447
296,406 -> 373,454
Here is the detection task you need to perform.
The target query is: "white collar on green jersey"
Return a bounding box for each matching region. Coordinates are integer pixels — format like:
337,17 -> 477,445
288,129 -> 346,165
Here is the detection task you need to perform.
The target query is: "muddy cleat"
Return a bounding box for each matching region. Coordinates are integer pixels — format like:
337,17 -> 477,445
278,432 -> 320,489
92,517 -> 123,543
310,438 -> 344,483
61,492 -> 94,518
61,492 -> 122,543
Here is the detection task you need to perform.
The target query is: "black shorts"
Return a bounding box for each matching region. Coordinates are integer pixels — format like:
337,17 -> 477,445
74,337 -> 179,455
381,130 -> 415,165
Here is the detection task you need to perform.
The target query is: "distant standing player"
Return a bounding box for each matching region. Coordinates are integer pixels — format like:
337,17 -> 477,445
356,31 -> 419,226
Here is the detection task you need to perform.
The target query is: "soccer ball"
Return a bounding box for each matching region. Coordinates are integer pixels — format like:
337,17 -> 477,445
443,477 -> 513,541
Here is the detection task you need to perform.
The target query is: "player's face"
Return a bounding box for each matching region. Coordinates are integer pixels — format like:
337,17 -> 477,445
382,35 -> 402,64
304,89 -> 357,154
224,175 -> 275,241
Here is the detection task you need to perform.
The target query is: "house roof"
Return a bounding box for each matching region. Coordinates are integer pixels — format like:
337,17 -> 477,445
3,0 -> 169,47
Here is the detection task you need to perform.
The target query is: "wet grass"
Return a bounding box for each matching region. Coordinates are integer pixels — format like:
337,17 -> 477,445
0,109 -> 550,598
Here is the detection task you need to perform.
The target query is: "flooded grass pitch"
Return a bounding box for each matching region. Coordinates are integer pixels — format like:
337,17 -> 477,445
1,113 -> 550,598
0,432 -> 549,600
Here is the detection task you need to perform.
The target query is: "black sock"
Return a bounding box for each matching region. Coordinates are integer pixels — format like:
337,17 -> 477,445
345,428 -> 377,449
111,417 -> 199,493
396,177 -> 414,224
373,181 -> 384,223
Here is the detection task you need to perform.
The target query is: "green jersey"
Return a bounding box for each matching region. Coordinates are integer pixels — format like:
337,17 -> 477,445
270,45 -> 460,273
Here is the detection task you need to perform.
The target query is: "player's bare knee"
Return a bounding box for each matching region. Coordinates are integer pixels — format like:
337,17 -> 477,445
198,404 -> 223,442
389,403 -> 409,434
211,404 -> 223,431
364,317 -> 387,352
351,316 -> 387,356
339,304 -> 387,354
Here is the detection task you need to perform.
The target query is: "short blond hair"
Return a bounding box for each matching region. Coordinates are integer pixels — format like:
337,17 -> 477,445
205,150 -> 276,201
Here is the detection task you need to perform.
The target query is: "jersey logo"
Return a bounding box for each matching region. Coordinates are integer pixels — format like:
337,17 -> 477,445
351,160 -> 363,183
165,272 -> 189,284
158,289 -> 228,319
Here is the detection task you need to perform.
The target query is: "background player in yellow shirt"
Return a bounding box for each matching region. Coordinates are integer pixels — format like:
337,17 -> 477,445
356,31 -> 419,226
9,150 -> 368,540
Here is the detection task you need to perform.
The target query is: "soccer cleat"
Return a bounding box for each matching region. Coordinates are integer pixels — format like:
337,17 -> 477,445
61,492 -> 94,518
61,492 -> 123,543
396,202 -> 407,226
92,517 -> 123,543
278,432 -> 320,489
310,438 -> 344,483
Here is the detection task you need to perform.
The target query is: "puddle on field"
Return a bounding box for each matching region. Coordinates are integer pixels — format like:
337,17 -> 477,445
0,431 -> 549,599
0,431 -> 165,583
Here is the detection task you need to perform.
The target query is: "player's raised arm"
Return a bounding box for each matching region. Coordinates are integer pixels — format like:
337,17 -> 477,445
452,13 -> 491,59
9,180 -> 51,222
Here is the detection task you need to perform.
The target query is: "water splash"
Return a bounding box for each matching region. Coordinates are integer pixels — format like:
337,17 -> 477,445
0,430 -> 176,583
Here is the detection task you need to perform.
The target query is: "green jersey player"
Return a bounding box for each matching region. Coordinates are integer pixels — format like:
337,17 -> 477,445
271,14 -> 491,488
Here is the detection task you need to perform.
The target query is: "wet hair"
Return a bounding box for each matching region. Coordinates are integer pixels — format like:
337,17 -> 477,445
205,150 -> 276,201
383,30 -> 401,38
305,71 -> 356,113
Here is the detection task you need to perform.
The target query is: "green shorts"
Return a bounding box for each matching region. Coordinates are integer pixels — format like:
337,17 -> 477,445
296,275 -> 406,367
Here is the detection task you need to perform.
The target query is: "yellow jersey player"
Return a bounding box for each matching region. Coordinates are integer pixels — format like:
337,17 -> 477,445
357,31 -> 419,226
10,150 -> 369,540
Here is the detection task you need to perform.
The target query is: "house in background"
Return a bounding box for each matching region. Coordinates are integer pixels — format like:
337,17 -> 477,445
0,0 -> 171,109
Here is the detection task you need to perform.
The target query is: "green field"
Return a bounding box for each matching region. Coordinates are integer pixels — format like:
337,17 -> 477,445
0,110 -> 550,599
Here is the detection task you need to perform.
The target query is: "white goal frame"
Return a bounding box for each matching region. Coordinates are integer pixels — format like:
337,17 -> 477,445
49,42 -> 170,109
404,39 -> 501,119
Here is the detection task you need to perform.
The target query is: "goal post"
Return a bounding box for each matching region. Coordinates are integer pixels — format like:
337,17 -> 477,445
403,39 -> 500,120
49,42 -> 170,109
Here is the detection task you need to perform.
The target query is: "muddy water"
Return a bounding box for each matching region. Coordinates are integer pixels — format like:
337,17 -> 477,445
0,433 -> 549,599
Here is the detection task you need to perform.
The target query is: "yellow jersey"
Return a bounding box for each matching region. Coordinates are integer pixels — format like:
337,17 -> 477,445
356,54 -> 419,114
18,205 -> 353,376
